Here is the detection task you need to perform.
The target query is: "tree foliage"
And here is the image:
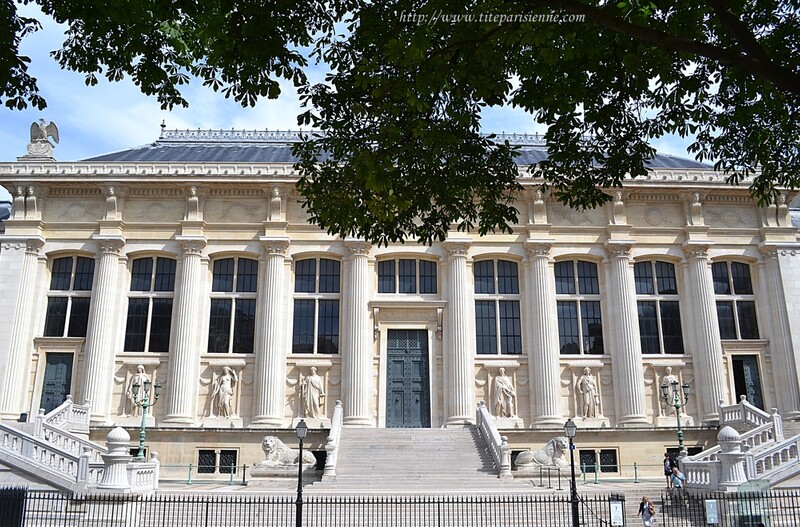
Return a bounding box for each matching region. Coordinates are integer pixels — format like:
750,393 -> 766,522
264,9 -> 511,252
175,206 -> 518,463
4,0 -> 799,245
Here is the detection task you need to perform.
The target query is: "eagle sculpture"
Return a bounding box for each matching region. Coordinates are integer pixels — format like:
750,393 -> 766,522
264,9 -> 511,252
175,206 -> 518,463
30,119 -> 59,144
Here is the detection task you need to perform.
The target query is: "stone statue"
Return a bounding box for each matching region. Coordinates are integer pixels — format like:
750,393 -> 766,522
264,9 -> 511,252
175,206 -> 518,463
302,367 -> 325,418
126,365 -> 150,417
26,119 -> 59,158
492,368 -> 516,418
577,367 -> 599,418
515,437 -> 570,468
258,436 -> 316,467
660,367 -> 680,416
211,366 -> 238,418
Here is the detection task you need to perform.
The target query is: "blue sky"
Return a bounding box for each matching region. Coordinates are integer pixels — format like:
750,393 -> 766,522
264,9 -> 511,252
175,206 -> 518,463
1,5 -> 695,198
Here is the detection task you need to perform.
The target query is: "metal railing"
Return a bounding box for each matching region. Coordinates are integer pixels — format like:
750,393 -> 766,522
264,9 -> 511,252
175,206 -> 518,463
159,463 -> 249,486
0,489 -> 625,527
656,490 -> 800,527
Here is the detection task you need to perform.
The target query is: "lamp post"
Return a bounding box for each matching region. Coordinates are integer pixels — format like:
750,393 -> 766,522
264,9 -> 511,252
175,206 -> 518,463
130,379 -> 161,462
661,380 -> 691,455
295,419 -> 308,527
564,419 -> 579,527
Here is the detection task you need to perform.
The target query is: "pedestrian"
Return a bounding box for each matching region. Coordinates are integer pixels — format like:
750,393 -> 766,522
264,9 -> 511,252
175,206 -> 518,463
637,496 -> 656,527
671,466 -> 687,491
663,453 -> 674,488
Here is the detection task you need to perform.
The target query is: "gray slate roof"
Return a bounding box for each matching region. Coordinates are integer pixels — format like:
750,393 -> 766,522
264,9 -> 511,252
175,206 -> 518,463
83,129 -> 710,170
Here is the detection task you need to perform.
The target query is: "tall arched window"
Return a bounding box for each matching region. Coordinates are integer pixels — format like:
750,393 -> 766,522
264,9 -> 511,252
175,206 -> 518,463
474,259 -> 522,355
712,261 -> 759,339
43,256 -> 95,338
208,257 -> 258,353
554,260 -> 603,354
124,256 -> 176,352
634,260 -> 684,354
292,258 -> 341,354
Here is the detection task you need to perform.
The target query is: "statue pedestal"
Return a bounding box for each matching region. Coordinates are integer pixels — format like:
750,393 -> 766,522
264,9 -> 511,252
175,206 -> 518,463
250,464 -> 319,484
293,417 -> 331,429
575,417 -> 610,428
202,416 -> 244,429
493,417 -> 525,430
114,415 -> 155,428
656,415 -> 694,428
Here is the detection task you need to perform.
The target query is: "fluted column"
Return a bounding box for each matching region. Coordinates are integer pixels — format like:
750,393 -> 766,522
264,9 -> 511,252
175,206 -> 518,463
0,238 -> 44,419
342,241 -> 373,426
443,241 -> 475,426
683,243 -> 726,423
604,242 -> 648,425
82,238 -> 125,424
252,239 -> 290,426
163,239 -> 206,425
760,246 -> 800,417
524,242 -> 562,425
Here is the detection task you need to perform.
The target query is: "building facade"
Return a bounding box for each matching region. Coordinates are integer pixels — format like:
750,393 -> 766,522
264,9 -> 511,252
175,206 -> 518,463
1,129 -> 799,474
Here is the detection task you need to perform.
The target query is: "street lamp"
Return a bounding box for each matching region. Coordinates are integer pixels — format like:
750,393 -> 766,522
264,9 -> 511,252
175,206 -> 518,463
661,380 -> 691,455
564,419 -> 579,527
295,419 -> 308,527
130,379 -> 161,462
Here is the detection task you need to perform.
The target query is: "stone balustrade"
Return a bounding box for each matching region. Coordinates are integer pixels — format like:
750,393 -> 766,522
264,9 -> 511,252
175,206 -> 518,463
475,401 -> 511,479
323,400 -> 344,479
748,435 -> 800,480
718,396 -> 773,430
41,395 -> 91,434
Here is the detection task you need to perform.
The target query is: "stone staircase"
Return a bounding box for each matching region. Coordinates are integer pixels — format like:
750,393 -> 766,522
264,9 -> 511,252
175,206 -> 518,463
309,427 -> 535,494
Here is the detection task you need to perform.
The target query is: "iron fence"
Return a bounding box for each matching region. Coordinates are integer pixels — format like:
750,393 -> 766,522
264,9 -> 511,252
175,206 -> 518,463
657,490 -> 800,527
0,489 -> 624,527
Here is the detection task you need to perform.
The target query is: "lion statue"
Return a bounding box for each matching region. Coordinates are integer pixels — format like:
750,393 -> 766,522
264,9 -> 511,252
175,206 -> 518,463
515,436 -> 570,469
258,436 -> 316,467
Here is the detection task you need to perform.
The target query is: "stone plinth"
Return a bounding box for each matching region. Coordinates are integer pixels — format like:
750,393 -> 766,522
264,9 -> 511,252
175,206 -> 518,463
655,415 -> 694,428
114,415 -> 155,428
575,417 -> 610,428
293,417 -> 330,429
493,417 -> 525,430
249,464 -> 319,483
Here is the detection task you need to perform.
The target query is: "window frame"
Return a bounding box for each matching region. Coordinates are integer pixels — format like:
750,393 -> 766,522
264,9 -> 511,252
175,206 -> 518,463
633,260 -> 684,355
554,259 -> 604,355
473,259 -> 522,355
208,256 -> 259,354
292,257 -> 342,354
43,255 -> 95,338
377,257 -> 438,294
124,256 -> 176,353
712,260 -> 760,340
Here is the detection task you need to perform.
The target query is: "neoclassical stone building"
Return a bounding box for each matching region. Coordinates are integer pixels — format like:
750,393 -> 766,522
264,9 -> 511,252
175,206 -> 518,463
1,129 -> 799,474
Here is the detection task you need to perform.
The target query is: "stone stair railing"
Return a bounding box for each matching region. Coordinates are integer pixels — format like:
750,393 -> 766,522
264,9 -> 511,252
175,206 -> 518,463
322,400 -> 343,480
475,401 -> 511,479
682,397 -> 799,491
41,395 -> 91,435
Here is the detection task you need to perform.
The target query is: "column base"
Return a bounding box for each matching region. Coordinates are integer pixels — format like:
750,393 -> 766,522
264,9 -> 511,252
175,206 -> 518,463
445,416 -> 475,427
250,416 -> 286,428
616,414 -> 650,427
655,415 -> 694,428
160,414 -> 196,427
533,415 -> 568,427
114,415 -> 155,428
202,416 -> 244,429
782,411 -> 800,421
701,412 -> 720,426
574,416 -> 610,428
343,416 -> 374,427
493,417 -> 524,430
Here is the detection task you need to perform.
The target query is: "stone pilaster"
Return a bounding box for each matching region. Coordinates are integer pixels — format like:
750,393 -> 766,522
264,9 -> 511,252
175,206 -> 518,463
82,238 -> 125,424
683,243 -> 726,423
342,240 -> 373,426
604,242 -> 649,425
759,245 -> 800,417
251,238 -> 290,427
443,240 -> 476,426
163,239 -> 206,425
523,242 -> 562,425
0,238 -> 44,419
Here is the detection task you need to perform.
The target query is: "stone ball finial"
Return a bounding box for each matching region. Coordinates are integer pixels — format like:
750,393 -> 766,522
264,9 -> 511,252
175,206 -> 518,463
106,426 -> 131,454
717,425 -> 741,443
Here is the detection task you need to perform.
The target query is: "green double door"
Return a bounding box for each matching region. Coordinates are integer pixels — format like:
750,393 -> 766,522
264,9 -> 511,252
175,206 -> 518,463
39,353 -> 73,414
386,329 -> 431,428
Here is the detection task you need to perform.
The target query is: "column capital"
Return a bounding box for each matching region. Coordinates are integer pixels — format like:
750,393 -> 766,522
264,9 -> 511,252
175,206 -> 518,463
260,237 -> 290,255
96,238 -> 125,255
758,244 -> 779,260
345,240 -> 371,256
524,241 -> 552,258
604,241 -> 634,259
443,240 -> 471,257
179,239 -> 206,256
25,237 -> 45,255
682,242 -> 712,260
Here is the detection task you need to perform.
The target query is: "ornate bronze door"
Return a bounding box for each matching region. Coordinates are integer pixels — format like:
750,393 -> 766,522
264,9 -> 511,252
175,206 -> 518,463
386,330 -> 431,428
39,353 -> 73,414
